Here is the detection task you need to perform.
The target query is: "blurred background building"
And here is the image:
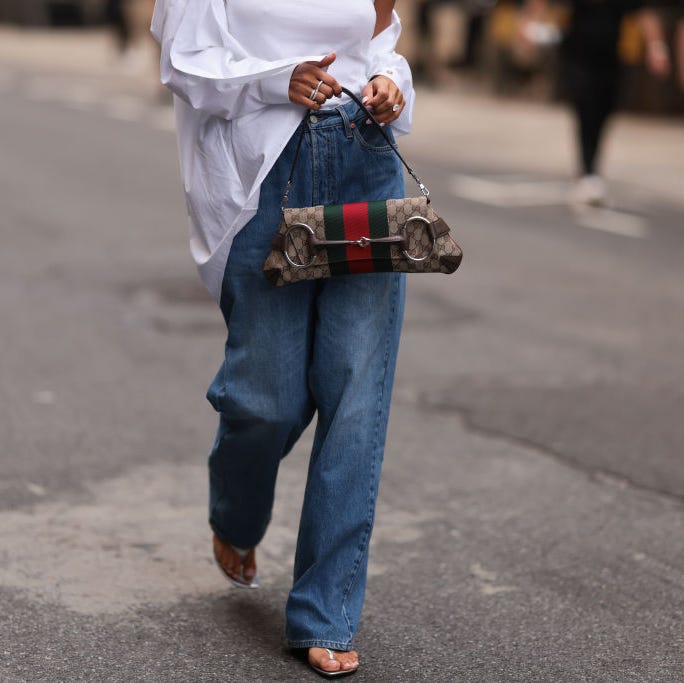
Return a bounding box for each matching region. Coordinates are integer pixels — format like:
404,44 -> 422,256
0,0 -> 682,114
0,0 -> 155,62
393,0 -> 684,115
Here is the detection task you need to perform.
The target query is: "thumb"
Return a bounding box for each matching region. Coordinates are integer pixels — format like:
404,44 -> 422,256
316,52 -> 336,68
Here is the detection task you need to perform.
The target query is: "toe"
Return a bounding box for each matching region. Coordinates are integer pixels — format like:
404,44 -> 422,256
242,548 -> 257,583
338,651 -> 359,670
213,536 -> 245,582
309,648 -> 341,673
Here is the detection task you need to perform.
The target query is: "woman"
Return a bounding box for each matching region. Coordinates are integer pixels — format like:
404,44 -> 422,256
522,0 -> 648,205
151,0 -> 414,676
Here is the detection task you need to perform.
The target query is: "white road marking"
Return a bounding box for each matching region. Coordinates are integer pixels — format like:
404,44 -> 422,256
23,79 -> 62,102
451,174 -> 570,207
15,75 -> 179,134
106,95 -> 146,121
62,84 -> 99,108
451,173 -> 650,239
480,583 -> 517,596
470,562 -> 498,582
572,206 -> 649,239
26,482 -> 46,497
0,69 -> 16,92
470,563 -> 518,596
149,106 -> 176,132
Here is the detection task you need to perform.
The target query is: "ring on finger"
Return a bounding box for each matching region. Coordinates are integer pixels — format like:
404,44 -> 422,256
310,80 -> 324,102
392,103 -> 400,112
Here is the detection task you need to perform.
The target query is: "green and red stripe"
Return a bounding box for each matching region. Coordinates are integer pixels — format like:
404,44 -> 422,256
322,201 -> 393,275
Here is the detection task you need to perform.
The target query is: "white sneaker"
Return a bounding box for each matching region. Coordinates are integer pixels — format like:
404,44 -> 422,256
571,175 -> 607,207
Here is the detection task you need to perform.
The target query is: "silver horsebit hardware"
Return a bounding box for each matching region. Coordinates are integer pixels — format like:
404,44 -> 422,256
283,215 -> 435,268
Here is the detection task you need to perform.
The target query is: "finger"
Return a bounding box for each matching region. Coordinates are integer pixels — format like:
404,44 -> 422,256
293,81 -> 324,106
371,83 -> 404,118
293,91 -> 322,109
361,82 -> 373,104
372,98 -> 397,118
315,52 -> 336,68
307,68 -> 341,96
315,82 -> 335,101
311,91 -> 327,106
301,83 -> 331,107
374,100 -> 405,124
367,85 -> 390,109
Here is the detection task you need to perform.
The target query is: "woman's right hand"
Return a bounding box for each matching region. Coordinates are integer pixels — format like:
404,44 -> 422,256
289,53 -> 342,110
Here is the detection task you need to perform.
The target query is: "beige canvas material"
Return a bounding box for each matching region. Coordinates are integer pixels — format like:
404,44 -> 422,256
263,197 -> 462,286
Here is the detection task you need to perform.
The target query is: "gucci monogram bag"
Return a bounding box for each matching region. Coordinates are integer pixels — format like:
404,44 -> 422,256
262,88 -> 463,287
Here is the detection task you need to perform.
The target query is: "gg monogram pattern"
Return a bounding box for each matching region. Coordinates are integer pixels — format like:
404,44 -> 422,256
262,197 -> 463,286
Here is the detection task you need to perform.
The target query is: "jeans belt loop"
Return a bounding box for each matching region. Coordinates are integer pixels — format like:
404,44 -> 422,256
335,103 -> 354,140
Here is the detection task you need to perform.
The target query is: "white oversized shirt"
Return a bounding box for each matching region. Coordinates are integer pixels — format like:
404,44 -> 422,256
151,0 -> 415,302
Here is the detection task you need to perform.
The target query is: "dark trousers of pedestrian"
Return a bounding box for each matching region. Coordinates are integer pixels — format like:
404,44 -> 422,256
563,58 -> 620,176
106,0 -> 130,52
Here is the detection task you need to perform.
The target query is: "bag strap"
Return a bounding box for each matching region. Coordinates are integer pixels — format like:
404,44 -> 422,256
281,86 -> 430,210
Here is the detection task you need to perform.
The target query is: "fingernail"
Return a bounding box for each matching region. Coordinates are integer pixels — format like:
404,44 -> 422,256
366,119 -> 372,124
380,122 -> 386,127
362,96 -> 369,104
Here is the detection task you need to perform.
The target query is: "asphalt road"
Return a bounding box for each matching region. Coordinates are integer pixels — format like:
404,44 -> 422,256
1,79 -> 683,682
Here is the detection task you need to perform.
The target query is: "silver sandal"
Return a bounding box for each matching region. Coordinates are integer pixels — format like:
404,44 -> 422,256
309,648 -> 359,679
213,536 -> 259,589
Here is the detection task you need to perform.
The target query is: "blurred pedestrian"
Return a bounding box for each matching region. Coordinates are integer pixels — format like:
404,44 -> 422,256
522,0 -> 652,205
641,2 -> 684,90
106,0 -> 130,53
152,0 -> 413,677
414,0 -> 490,82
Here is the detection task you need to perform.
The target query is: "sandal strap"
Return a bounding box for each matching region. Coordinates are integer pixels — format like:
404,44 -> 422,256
231,545 -> 250,560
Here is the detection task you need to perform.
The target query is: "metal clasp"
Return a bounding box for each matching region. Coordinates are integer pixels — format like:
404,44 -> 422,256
281,215 -> 436,268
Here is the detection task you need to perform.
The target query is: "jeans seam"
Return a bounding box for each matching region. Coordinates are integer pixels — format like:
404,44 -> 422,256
326,131 -> 335,205
339,274 -> 400,642
310,126 -> 319,207
286,638 -> 354,650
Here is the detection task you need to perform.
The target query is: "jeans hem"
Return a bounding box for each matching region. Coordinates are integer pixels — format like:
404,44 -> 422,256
209,522 -> 260,550
287,639 -> 354,651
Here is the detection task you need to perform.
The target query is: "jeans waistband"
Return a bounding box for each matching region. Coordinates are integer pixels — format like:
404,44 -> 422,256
303,99 -> 366,138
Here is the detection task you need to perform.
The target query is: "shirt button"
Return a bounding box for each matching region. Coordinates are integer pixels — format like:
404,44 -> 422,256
310,115 -> 318,123
386,69 -> 393,75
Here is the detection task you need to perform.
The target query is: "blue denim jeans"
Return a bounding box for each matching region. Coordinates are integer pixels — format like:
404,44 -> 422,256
206,100 -> 406,651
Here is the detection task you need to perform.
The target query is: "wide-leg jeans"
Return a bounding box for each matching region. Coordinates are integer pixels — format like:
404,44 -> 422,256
206,100 -> 406,651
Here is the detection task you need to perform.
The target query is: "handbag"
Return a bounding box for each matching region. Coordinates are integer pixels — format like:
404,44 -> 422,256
262,87 -> 463,286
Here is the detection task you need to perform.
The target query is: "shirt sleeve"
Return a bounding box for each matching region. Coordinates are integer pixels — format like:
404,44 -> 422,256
151,0 -> 325,120
366,10 -> 415,136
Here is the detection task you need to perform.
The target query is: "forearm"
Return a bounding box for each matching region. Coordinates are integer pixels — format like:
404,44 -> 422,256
639,8 -> 666,45
373,0 -> 395,38
639,8 -> 671,78
367,9 -> 415,135
152,0 -> 322,120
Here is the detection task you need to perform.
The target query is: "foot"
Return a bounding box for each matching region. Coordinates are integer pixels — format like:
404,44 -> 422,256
212,534 -> 258,587
308,648 -> 359,676
571,174 -> 607,207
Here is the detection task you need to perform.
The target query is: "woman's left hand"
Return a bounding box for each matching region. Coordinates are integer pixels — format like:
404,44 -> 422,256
361,76 -> 405,124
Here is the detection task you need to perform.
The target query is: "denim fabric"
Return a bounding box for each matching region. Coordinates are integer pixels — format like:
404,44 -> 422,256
206,100 -> 406,651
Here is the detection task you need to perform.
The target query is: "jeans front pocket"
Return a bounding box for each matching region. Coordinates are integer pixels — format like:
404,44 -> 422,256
352,120 -> 396,153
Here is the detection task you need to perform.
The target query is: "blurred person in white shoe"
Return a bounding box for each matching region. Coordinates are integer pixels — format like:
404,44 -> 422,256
521,0 -> 667,207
